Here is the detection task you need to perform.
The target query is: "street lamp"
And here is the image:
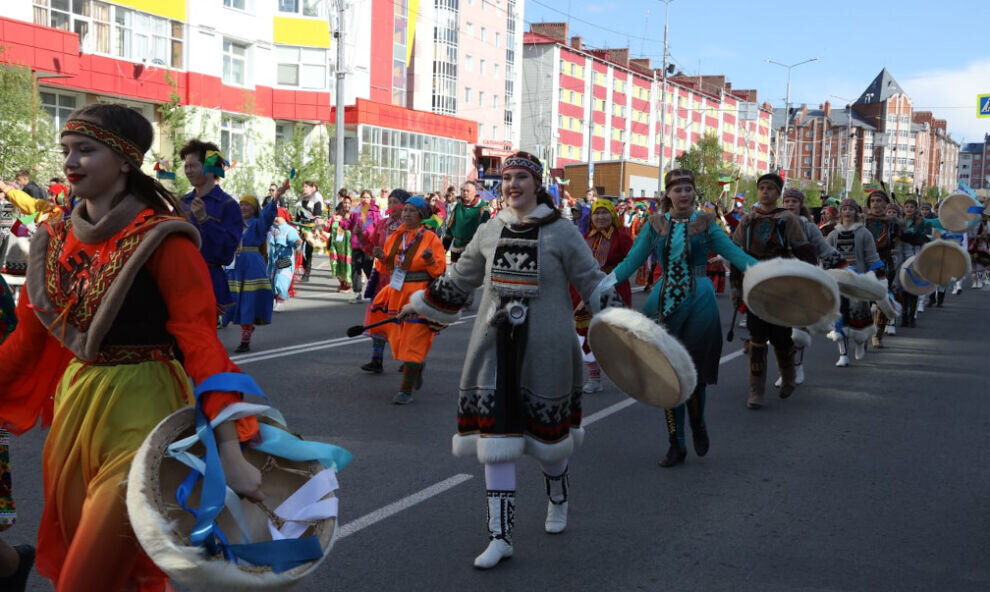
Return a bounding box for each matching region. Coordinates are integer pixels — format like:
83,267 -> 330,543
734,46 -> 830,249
765,56 -> 818,183
655,0 -> 675,196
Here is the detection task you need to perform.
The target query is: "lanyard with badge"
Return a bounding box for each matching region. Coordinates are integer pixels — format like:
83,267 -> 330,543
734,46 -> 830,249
390,227 -> 424,290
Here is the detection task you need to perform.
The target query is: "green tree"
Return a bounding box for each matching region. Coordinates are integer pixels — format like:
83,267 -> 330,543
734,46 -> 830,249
153,71 -> 193,195
675,133 -> 740,206
0,50 -> 61,181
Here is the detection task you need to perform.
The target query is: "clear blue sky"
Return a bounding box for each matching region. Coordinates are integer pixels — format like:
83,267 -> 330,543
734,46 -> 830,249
523,0 -> 989,143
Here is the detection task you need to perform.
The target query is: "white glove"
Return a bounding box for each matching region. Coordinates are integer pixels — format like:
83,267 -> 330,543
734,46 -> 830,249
588,272 -> 618,315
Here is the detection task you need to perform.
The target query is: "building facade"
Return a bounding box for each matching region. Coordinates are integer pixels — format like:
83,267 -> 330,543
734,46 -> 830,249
0,0 -> 482,195
772,69 -> 960,196
520,22 -> 773,197
958,135 -> 990,191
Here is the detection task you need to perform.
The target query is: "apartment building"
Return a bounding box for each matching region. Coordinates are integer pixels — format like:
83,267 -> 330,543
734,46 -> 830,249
520,22 -> 772,196
0,0 -> 482,193
958,135 -> 989,191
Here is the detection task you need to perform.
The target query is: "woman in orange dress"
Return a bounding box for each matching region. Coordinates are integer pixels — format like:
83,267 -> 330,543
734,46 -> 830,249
367,196 -> 446,404
0,103 -> 262,591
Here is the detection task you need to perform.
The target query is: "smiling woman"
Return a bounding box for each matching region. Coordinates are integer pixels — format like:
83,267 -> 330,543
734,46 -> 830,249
0,103 -> 269,591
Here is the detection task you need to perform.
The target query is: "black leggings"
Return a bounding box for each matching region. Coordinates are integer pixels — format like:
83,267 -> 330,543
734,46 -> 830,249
302,242 -> 314,275
746,312 -> 793,349
351,249 -> 374,293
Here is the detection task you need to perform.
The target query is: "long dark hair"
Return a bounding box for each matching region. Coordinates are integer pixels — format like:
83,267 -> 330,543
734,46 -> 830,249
66,103 -> 184,215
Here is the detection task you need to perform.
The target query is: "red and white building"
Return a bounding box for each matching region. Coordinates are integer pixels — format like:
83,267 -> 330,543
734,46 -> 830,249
521,22 -> 772,196
0,0 -> 490,194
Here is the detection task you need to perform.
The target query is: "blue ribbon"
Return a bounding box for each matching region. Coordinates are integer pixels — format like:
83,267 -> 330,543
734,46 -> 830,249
905,267 -> 930,288
174,372 -> 350,572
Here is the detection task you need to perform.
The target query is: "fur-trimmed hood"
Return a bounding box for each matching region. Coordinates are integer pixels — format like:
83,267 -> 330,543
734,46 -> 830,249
496,203 -> 554,226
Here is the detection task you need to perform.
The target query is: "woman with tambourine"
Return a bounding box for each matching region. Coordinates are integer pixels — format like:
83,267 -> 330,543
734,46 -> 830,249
600,169 -> 757,468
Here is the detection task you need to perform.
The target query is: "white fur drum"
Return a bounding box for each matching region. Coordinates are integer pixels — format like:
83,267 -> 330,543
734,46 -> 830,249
743,258 -> 840,327
588,307 -> 696,409
827,268 -> 888,302
914,239 -> 971,286
126,407 -> 338,591
898,255 -> 936,296
938,192 -> 983,232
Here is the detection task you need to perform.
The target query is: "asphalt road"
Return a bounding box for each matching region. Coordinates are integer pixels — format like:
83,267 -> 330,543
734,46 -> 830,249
9,257 -> 990,591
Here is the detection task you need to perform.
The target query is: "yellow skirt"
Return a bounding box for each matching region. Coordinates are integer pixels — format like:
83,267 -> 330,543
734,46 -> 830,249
39,357 -> 193,590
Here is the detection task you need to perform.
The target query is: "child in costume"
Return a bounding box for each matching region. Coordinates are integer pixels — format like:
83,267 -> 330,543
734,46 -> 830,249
367,196 -> 446,404
326,202 -> 353,291
0,104 -> 263,591
572,198 -> 633,393
863,190 -> 901,347
224,188 -> 285,352
360,189 -> 408,373
267,215 -> 303,310
825,199 -> 883,366
602,169 -> 757,467
402,152 -> 612,570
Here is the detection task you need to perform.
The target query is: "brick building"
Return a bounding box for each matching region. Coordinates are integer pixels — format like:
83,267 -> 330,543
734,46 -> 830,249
520,22 -> 772,197
958,135 -> 990,191
772,68 -> 960,195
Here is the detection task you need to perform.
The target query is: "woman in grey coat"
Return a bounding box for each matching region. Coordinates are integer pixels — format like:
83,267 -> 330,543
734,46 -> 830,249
403,152 -> 610,569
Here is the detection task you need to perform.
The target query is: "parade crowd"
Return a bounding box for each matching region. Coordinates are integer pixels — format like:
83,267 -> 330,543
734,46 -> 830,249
0,104 -> 987,589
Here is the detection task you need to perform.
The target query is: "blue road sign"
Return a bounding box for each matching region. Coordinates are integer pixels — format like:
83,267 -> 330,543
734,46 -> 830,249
979,94 -> 990,118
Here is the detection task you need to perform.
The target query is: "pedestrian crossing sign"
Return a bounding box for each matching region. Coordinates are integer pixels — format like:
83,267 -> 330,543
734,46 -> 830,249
980,94 -> 990,118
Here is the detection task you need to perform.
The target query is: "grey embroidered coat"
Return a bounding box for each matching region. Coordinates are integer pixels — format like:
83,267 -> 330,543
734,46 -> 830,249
412,204 -> 606,464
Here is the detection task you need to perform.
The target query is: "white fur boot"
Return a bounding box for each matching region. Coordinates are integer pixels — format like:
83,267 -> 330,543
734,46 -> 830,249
474,491 -> 514,569
544,471 -> 569,534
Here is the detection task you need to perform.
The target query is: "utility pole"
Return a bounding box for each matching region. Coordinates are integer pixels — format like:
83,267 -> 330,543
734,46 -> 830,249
655,0 -> 673,196
333,0 -> 346,194
765,56 -> 818,186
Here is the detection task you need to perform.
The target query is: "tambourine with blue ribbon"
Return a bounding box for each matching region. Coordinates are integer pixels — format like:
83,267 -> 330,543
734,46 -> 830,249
126,372 -> 352,590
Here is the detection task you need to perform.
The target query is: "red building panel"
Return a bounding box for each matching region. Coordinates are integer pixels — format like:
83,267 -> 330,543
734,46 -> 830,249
723,113 -> 736,125
610,140 -> 623,153
591,136 -> 605,151
593,85 -> 608,100
369,0 -> 393,105
613,92 -> 626,104
559,102 -> 584,119
559,74 -> 584,92
340,99 -> 477,143
592,61 -> 607,73
630,145 -> 648,159
611,116 -> 624,129
705,116 -> 718,128
557,129 -> 583,147
630,121 -> 648,134
723,132 -> 733,143
631,98 -> 649,112
592,111 -> 606,125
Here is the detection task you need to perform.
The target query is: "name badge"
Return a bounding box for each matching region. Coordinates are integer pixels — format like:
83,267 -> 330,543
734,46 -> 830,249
390,269 -> 406,290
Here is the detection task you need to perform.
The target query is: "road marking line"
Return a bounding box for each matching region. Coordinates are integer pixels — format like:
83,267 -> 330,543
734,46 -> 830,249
336,474 -> 473,540
335,347 -> 745,540
231,315 -> 478,365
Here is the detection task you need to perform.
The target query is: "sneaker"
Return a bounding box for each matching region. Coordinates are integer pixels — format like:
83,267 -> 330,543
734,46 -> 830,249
854,342 -> 866,360
795,365 -> 805,384
274,300 -> 284,312
836,355 -> 850,367
582,379 -> 603,393
392,391 -> 414,405
351,293 -> 364,303
234,342 -> 250,353
738,317 -> 747,328
871,335 -> 882,349
361,359 -> 384,374
885,324 -> 896,336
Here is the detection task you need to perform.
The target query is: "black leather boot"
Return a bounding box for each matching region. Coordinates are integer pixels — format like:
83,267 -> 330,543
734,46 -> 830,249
659,436 -> 687,467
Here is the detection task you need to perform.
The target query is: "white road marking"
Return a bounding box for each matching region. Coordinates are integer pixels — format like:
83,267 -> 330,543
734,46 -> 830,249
231,314 -> 478,365
336,474 -> 474,540
335,347 -> 746,541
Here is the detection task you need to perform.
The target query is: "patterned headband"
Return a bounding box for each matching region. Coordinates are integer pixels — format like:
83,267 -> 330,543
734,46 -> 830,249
503,155 -> 543,182
61,119 -> 144,165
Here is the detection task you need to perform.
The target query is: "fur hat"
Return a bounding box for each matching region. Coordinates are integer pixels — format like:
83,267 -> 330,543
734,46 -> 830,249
502,151 -> 543,184
664,168 -> 696,191
839,198 -> 862,213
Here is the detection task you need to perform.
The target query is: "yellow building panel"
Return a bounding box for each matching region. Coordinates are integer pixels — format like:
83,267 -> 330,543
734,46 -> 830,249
112,0 -> 185,21
273,16 -> 331,48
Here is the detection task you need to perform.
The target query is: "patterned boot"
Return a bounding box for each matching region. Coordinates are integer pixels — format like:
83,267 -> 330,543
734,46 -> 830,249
775,346 -> 797,399
747,343 -> 768,409
474,491 -> 514,569
544,470 -> 569,534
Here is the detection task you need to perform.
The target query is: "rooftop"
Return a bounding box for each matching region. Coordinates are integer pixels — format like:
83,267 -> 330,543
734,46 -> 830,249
854,68 -> 907,105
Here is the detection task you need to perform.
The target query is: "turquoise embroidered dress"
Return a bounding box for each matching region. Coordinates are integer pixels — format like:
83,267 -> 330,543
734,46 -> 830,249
610,211 -> 756,384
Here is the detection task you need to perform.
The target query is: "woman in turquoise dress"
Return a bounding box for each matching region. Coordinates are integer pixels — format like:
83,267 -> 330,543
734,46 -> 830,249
224,190 -> 281,352
267,216 -> 302,311
600,169 -> 756,467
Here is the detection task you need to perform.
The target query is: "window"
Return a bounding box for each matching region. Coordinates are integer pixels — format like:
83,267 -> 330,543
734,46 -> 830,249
495,32 -> 501,47
220,115 -> 248,163
466,22 -> 473,37
40,90 -> 78,135
494,64 -> 499,78
479,91 -> 486,106
223,0 -> 246,10
276,45 -> 326,89
223,39 -> 248,86
34,1 -> 182,68
480,27 -> 486,42
278,0 -> 325,17
465,55 -> 472,72
464,87 -> 472,104
492,95 -> 499,109
480,59 -> 486,75
492,125 -> 498,140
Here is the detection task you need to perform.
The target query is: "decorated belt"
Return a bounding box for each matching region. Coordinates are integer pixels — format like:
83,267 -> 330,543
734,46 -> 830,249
403,271 -> 432,283
92,344 -> 175,366
239,247 -> 260,253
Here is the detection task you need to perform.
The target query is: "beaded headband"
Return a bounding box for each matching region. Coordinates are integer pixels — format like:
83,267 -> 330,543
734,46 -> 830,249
61,119 -> 144,165
664,168 -> 695,190
503,152 -> 543,182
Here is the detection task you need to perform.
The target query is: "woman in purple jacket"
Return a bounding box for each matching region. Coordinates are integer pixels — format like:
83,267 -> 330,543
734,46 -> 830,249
344,189 -> 382,302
